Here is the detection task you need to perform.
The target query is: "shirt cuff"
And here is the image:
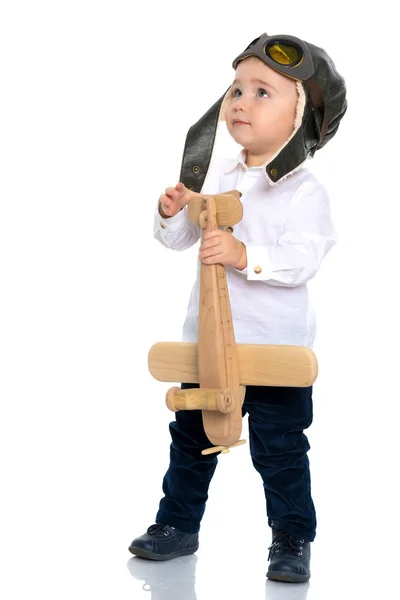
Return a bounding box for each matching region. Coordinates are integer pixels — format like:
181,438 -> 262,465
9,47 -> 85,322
156,206 -> 189,233
245,245 -> 272,280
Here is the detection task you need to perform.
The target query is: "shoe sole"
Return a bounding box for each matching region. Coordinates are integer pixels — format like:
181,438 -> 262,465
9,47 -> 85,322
128,542 -> 199,561
267,570 -> 310,583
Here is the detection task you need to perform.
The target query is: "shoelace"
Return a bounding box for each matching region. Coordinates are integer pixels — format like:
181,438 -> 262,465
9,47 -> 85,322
147,524 -> 175,537
268,531 -> 305,560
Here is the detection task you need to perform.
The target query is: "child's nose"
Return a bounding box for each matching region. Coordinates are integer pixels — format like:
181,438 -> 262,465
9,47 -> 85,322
234,96 -> 248,111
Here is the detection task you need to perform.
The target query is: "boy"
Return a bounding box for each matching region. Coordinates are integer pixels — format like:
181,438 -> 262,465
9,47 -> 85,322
129,33 -> 347,583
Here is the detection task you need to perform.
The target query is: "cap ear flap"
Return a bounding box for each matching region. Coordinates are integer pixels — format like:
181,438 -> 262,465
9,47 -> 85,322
178,90 -> 229,193
315,96 -> 348,150
302,107 -> 320,155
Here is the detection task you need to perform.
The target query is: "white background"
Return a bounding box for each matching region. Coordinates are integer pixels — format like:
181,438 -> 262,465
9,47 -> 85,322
1,1 -> 399,599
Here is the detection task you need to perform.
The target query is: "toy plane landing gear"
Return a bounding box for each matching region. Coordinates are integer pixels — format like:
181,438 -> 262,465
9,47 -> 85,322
148,191 -> 318,455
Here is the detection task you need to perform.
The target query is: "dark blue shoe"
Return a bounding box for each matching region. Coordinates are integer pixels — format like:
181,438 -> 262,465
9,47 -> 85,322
266,527 -> 311,583
128,524 -> 199,561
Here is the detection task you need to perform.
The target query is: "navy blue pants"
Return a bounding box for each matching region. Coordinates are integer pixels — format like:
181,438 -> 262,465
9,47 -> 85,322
156,382 -> 317,542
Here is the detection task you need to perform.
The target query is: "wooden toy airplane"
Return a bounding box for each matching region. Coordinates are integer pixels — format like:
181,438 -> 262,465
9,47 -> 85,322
148,191 -> 318,455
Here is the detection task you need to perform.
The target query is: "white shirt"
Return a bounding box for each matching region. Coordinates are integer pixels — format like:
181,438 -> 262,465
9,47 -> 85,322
154,150 -> 336,348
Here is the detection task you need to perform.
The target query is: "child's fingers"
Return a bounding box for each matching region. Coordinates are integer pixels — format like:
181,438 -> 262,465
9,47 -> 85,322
176,182 -> 201,206
159,196 -> 172,212
201,256 -> 217,265
199,247 -> 223,261
200,237 -> 221,251
202,230 -> 223,241
165,187 -> 184,203
160,189 -> 179,205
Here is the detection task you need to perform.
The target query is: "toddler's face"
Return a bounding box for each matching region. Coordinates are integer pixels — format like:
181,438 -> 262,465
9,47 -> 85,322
225,57 -> 299,157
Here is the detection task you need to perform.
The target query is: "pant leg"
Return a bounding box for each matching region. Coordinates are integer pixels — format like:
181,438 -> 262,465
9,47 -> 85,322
245,385 -> 317,542
155,383 -> 220,534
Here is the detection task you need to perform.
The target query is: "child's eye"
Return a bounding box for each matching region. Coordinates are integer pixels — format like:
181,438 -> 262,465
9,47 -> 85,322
232,88 -> 241,98
258,88 -> 269,97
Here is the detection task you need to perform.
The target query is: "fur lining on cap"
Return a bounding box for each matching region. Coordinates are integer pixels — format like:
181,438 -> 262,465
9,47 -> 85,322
265,81 -> 307,186
217,82 -> 308,185
219,88 -> 230,122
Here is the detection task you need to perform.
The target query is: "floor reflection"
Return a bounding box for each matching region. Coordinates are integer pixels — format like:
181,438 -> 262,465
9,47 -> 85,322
127,554 -> 310,600
127,554 -> 198,600
265,580 -> 309,600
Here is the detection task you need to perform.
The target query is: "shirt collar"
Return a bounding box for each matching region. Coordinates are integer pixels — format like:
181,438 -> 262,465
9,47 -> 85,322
223,149 -> 248,174
223,149 -> 269,176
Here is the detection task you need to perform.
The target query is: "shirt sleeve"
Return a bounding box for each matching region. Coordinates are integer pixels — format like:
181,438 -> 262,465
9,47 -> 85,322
153,203 -> 201,250
238,181 -> 337,287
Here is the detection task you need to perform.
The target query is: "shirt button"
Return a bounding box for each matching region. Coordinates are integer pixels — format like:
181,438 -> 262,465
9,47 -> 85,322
254,265 -> 262,274
226,226 -> 233,233
160,222 -> 166,229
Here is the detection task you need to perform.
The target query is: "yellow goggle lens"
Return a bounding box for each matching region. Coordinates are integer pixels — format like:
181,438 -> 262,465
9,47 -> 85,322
267,43 -> 301,66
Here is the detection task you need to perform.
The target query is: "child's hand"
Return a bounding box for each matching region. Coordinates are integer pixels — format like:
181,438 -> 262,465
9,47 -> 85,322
199,230 -> 247,270
159,182 -> 198,218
